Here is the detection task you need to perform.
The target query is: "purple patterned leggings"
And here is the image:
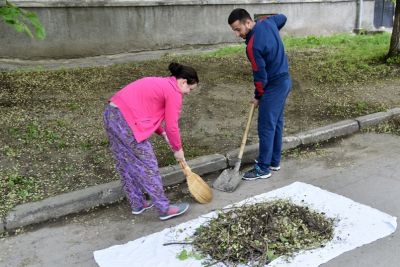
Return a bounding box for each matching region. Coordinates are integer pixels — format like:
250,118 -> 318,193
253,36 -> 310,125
103,105 -> 169,214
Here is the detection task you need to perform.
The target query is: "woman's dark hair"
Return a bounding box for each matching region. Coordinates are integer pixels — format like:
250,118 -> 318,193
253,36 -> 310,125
228,8 -> 252,25
168,62 -> 199,85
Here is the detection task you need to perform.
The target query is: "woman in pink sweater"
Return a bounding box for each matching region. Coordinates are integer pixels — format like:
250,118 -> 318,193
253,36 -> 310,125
104,63 -> 198,220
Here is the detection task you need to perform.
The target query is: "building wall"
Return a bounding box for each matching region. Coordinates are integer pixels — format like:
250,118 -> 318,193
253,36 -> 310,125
0,0 -> 376,59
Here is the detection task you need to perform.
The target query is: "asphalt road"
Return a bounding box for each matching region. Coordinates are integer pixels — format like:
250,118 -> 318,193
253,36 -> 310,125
0,132 -> 399,267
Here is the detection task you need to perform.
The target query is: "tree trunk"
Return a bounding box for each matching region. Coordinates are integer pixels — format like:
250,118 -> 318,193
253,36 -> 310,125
388,0 -> 400,57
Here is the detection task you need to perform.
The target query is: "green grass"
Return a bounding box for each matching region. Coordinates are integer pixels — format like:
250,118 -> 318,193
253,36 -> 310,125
284,33 -> 390,50
363,117 -> 400,136
204,44 -> 244,57
207,33 -> 391,61
0,169 -> 43,217
202,33 -> 398,91
285,33 -> 397,85
206,33 -> 395,85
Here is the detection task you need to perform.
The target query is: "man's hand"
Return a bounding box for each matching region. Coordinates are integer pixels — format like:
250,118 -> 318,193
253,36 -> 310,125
251,98 -> 259,108
174,149 -> 185,161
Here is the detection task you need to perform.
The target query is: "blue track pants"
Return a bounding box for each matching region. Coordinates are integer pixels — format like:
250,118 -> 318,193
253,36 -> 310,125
257,75 -> 291,171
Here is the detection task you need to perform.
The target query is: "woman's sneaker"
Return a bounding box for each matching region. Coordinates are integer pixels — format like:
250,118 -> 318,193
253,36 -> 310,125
159,203 -> 189,221
132,201 -> 154,215
243,164 -> 272,180
269,165 -> 281,171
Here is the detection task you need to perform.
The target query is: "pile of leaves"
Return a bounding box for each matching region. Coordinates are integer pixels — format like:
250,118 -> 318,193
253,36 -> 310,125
192,199 -> 335,266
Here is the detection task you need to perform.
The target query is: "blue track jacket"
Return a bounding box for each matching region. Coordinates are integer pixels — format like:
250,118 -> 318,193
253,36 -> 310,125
245,14 -> 289,99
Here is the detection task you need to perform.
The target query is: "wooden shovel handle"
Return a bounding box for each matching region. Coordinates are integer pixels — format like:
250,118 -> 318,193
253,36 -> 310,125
238,103 -> 256,160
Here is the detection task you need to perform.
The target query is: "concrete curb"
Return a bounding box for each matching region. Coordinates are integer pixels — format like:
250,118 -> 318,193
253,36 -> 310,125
355,112 -> 393,129
296,120 -> 359,145
2,154 -> 227,231
5,181 -> 123,230
389,107 -> 400,117
1,108 -> 399,233
160,154 -> 227,186
225,136 -> 301,167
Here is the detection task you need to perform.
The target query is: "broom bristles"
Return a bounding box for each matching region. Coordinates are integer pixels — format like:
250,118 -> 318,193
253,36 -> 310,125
179,160 -> 213,204
186,171 -> 213,204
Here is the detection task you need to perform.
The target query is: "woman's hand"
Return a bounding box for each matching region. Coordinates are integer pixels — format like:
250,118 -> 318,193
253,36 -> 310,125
173,149 -> 185,161
161,132 -> 171,147
163,132 -> 184,160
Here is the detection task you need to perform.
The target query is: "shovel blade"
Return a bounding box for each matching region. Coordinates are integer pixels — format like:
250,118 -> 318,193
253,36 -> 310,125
212,168 -> 242,192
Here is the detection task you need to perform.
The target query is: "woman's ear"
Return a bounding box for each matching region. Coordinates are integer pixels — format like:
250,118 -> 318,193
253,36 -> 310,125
178,78 -> 188,89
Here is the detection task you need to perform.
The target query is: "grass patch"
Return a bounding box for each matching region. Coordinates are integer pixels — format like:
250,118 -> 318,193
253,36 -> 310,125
1,33 -> 400,217
387,55 -> 400,65
284,33 -> 390,51
362,117 -> 400,136
0,168 -> 44,217
286,33 -> 395,85
203,44 -> 244,57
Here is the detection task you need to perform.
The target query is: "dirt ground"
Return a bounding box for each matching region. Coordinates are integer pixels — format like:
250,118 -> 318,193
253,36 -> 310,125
180,74 -> 400,151
1,49 -> 400,216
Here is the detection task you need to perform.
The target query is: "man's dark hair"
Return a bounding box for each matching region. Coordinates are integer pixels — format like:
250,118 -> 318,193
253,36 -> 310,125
228,8 -> 252,25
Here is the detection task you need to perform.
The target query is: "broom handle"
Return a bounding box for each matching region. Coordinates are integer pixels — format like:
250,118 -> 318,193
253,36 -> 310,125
238,103 -> 256,160
178,160 -> 191,176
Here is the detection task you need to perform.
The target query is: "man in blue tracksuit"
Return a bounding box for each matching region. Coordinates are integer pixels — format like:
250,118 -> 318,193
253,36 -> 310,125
228,8 -> 292,180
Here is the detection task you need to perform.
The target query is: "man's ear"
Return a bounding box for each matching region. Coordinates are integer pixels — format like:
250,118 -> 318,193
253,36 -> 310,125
245,18 -> 252,27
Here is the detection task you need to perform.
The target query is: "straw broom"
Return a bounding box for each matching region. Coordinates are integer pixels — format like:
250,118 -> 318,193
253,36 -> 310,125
179,160 -> 213,204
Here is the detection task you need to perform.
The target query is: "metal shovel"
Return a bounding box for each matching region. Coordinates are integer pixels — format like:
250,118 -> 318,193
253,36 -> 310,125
213,103 -> 256,192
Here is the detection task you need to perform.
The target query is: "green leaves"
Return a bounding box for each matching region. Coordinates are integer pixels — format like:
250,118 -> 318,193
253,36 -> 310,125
279,235 -> 289,243
266,249 -> 277,261
0,0 -> 46,39
177,249 -> 188,260
176,249 -> 203,261
192,199 -> 335,265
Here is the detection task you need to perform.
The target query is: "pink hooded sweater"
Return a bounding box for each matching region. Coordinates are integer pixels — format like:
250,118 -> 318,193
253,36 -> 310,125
110,76 -> 183,151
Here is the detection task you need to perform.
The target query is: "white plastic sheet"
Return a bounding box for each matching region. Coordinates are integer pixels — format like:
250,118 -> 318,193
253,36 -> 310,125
94,182 -> 397,267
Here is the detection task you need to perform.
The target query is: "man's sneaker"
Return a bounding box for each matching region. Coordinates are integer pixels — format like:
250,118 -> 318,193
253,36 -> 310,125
132,201 -> 154,215
159,203 -> 189,221
243,164 -> 272,180
269,165 -> 281,171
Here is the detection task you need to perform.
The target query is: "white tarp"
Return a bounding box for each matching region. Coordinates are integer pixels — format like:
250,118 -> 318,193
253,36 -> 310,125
93,182 -> 397,267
